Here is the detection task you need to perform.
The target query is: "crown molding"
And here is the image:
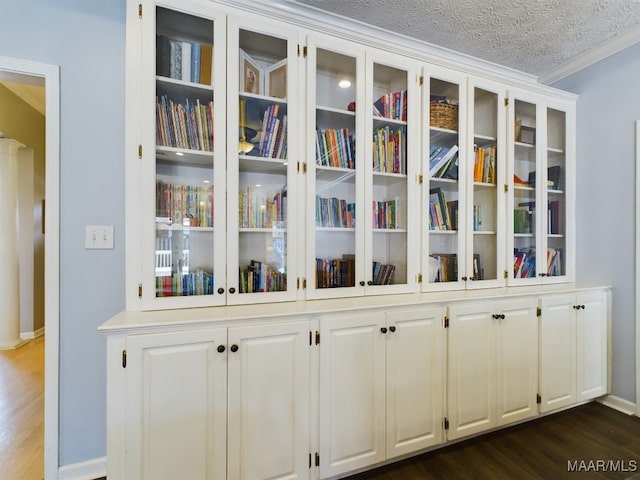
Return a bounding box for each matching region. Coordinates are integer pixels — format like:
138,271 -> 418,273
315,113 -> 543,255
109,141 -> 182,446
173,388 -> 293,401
538,23 -> 640,85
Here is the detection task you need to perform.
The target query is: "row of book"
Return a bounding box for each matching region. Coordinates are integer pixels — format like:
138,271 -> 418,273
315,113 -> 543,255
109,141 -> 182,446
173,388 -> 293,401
156,95 -> 214,151
155,269 -> 214,297
316,196 -> 356,228
515,248 -> 564,278
255,104 -> 287,159
429,188 -> 457,231
373,125 -> 406,174
372,262 -> 396,285
316,256 -> 355,288
156,182 -> 214,227
238,185 -> 287,229
514,204 -> 534,234
156,35 -> 213,85
373,90 -> 407,121
239,260 -> 287,293
429,253 -> 458,282
473,144 -> 497,183
429,144 -> 458,179
372,198 -> 400,229
315,128 -> 355,169
472,205 -> 484,231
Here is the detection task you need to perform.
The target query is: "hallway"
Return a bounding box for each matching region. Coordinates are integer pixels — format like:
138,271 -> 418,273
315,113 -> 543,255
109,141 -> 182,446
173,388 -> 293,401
0,336 -> 44,479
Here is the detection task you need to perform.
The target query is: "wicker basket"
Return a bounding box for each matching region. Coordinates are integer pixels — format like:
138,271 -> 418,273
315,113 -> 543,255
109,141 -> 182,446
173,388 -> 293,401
430,102 -> 458,130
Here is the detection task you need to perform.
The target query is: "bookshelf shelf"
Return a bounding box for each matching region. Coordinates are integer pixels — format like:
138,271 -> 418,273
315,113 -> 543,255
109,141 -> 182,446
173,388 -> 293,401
156,146 -> 213,166
156,75 -> 214,91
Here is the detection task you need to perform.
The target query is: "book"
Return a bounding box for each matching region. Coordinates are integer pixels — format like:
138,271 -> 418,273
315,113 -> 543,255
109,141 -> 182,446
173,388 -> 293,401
200,43 -> 213,85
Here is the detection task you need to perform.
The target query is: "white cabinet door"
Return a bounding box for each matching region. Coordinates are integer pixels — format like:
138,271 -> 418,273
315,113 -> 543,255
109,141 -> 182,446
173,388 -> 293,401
577,291 -> 608,401
496,298 -> 538,426
447,302 -> 495,440
125,328 -> 228,480
539,295 -> 577,412
227,321 -> 310,480
386,307 -> 445,457
319,312 -> 386,478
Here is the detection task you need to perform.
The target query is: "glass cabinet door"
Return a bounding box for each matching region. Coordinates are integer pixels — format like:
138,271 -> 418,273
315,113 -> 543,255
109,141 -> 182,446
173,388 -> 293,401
544,106 -> 570,281
366,53 -> 418,294
144,4 -> 226,309
508,94 -> 541,284
424,69 -> 465,289
467,80 -> 505,288
226,18 -> 299,304
306,36 -> 365,299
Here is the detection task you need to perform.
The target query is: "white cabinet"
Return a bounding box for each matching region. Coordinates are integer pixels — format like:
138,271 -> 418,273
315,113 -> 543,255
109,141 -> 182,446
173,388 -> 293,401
539,291 -> 609,413
112,320 -> 310,480
124,328 -> 228,480
318,306 -> 444,478
447,298 -> 537,441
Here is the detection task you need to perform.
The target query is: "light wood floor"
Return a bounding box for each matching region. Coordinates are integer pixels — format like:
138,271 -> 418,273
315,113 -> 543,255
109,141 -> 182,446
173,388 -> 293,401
0,336 -> 44,480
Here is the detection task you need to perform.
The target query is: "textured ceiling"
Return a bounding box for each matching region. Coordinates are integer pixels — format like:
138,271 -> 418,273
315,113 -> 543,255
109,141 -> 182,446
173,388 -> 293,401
289,0 -> 640,78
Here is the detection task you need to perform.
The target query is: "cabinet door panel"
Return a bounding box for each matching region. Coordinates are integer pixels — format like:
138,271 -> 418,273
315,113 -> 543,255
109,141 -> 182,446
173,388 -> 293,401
496,299 -> 538,426
319,312 -> 386,478
125,329 -> 227,480
227,321 -> 309,480
386,307 -> 444,457
447,303 -> 495,440
539,295 -> 576,412
577,292 -> 608,401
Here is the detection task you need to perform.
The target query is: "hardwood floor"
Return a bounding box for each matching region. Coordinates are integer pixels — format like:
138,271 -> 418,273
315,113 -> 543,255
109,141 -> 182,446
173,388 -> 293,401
0,336 -> 44,480
347,402 -> 640,480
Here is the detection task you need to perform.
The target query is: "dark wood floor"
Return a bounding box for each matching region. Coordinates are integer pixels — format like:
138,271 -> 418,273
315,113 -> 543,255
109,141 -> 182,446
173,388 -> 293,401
347,402 -> 640,480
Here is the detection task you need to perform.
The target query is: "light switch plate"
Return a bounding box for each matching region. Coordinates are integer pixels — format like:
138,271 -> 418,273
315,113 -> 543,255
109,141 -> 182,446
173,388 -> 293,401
85,225 -> 114,249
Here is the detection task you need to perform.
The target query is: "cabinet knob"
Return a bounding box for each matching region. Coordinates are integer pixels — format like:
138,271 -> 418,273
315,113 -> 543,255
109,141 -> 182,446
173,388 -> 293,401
492,314 -> 500,319
367,280 -> 373,286
470,276 -> 477,281
573,305 -> 585,310
389,326 -> 396,333
360,281 -> 365,286
229,287 -> 236,294
380,327 -> 388,334
217,287 -> 224,294
230,344 -> 239,352
500,314 -> 506,319
217,345 -> 226,353
461,276 -> 468,281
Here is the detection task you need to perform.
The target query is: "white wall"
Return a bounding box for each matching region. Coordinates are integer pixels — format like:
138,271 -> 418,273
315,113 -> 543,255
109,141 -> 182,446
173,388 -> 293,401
0,0 -> 126,466
554,42 -> 640,403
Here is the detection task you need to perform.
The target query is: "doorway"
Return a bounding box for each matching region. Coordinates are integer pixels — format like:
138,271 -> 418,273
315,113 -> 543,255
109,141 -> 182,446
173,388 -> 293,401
0,56 -> 60,479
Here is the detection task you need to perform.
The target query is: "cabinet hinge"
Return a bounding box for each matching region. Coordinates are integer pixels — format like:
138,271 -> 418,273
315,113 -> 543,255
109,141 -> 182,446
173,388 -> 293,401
418,75 -> 424,86
416,273 -> 422,283
309,331 -> 312,346
303,278 -> 307,289
315,452 -> 320,467
309,453 -> 312,468
504,270 -> 509,279
443,417 -> 449,430
536,393 -> 542,404
504,97 -> 509,106
138,144 -> 143,159
138,3 -> 142,19
138,283 -> 143,299
298,45 -> 308,58
315,331 -> 320,345
297,277 -> 300,290
444,316 -> 449,328
297,162 -> 307,173
416,174 -> 423,184
537,306 -> 542,317
504,184 -> 508,192
122,350 -> 127,368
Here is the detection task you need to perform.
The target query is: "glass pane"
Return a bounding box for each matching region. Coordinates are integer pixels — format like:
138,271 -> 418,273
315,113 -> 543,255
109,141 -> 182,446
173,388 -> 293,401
155,7 -> 215,297
471,87 -> 498,281
314,48 -> 357,288
428,78 -> 459,284
237,28 -> 289,293
513,99 -> 537,279
371,62 -> 408,286
546,108 -> 566,277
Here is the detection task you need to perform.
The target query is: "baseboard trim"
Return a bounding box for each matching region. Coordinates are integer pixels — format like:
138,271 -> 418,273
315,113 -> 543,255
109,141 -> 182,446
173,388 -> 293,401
598,394 -> 637,416
58,457 -> 106,480
20,326 -> 45,340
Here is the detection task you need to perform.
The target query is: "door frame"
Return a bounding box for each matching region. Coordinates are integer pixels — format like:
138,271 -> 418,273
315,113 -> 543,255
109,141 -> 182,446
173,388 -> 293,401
0,56 -> 60,478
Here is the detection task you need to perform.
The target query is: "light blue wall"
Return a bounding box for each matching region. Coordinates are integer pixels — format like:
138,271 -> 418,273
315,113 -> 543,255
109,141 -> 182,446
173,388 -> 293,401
0,0 -> 126,466
554,43 -> 640,403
